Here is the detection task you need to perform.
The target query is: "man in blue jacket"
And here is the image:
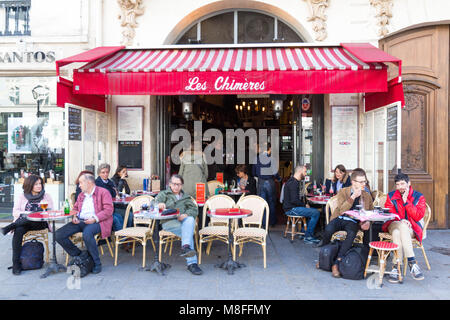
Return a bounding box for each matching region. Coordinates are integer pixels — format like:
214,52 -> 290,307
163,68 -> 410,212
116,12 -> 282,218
283,165 -> 320,244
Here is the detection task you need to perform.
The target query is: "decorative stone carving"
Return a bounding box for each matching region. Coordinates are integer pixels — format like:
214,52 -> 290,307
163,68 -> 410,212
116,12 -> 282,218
117,0 -> 145,46
370,0 -> 393,37
303,0 -> 329,41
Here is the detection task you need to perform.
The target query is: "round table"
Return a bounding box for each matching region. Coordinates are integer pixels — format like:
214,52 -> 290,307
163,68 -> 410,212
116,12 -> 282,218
344,210 -> 397,242
134,210 -> 180,276
219,190 -> 248,203
207,208 -> 252,275
27,210 -> 76,278
307,196 -> 331,232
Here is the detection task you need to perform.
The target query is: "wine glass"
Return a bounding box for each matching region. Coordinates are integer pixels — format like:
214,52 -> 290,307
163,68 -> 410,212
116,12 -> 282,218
40,199 -> 48,212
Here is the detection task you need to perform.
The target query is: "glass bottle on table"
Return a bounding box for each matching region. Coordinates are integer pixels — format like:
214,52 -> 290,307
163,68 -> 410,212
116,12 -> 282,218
64,199 -> 71,215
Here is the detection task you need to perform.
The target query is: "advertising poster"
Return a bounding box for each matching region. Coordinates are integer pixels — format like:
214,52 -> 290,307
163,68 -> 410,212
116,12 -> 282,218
331,106 -> 358,170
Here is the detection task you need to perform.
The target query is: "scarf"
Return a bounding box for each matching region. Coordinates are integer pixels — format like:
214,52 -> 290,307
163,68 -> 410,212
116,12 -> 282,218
24,189 -> 46,212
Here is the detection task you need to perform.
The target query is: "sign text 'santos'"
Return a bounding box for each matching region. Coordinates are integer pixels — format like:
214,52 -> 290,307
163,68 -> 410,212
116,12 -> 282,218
185,76 -> 266,92
0,51 -> 56,63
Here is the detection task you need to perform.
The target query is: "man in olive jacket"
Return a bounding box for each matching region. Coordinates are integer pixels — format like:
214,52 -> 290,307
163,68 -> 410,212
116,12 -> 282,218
155,174 -> 203,275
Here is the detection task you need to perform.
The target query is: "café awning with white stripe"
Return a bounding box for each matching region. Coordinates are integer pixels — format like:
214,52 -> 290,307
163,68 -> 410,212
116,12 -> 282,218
56,43 -> 403,110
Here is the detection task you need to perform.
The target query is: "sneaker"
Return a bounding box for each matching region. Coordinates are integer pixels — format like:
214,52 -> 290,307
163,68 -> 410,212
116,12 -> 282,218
410,263 -> 424,280
92,264 -> 102,274
180,245 -> 196,258
304,236 -> 321,244
388,266 -> 400,283
187,263 -> 203,275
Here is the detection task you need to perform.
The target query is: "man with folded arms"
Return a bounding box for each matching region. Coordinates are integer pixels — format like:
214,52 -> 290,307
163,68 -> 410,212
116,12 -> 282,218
383,173 -> 426,282
318,170 -> 373,278
56,174 -> 113,274
155,174 -> 202,275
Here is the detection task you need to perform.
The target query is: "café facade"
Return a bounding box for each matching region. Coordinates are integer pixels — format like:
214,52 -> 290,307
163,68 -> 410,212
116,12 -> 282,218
53,1 -> 448,229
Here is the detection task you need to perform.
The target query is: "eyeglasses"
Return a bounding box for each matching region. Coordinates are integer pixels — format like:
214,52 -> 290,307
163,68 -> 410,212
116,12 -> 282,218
170,182 -> 183,187
353,180 -> 367,184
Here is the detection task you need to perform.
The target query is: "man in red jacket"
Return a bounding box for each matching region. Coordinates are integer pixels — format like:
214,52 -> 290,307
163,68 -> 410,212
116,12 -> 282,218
383,173 -> 426,282
56,173 -> 114,274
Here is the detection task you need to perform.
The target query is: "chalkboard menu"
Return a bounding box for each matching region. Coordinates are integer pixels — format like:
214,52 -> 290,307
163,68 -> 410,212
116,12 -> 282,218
387,106 -> 398,141
68,107 -> 82,141
118,141 -> 142,169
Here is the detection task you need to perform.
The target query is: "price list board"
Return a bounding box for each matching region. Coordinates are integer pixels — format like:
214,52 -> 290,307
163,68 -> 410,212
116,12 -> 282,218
68,107 -> 82,141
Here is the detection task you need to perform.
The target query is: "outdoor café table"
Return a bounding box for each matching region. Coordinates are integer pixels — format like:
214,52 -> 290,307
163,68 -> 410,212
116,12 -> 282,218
219,189 -> 249,203
307,195 -> 330,232
343,210 -> 398,242
27,210 -> 76,278
134,209 -> 180,275
207,208 -> 252,275
113,196 -> 136,206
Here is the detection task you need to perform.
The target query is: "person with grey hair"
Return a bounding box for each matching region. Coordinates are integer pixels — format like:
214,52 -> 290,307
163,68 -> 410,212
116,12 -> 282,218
56,173 -> 114,274
95,163 -> 118,199
154,174 -> 203,275
282,165 -> 320,244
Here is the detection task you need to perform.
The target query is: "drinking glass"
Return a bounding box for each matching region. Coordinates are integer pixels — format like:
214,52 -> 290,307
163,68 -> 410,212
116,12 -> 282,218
40,199 -> 48,212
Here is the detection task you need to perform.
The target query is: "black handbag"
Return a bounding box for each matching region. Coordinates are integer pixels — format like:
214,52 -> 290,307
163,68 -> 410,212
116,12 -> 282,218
318,240 -> 341,271
338,245 -> 369,280
68,250 -> 94,278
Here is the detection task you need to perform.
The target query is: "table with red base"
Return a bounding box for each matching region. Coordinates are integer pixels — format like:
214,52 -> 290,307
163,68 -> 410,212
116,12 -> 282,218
207,208 -> 252,275
27,210 -> 76,278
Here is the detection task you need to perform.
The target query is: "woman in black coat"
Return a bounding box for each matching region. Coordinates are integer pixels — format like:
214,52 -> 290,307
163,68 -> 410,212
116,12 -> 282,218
111,166 -> 131,195
235,164 -> 257,195
323,164 -> 351,195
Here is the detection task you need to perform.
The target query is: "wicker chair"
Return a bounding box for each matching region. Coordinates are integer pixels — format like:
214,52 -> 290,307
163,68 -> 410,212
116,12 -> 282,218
159,197 -> 200,261
64,232 -> 114,266
234,195 -> 270,268
372,191 -> 387,207
207,180 -> 224,196
114,195 -> 156,268
22,229 -> 50,263
326,195 -> 364,243
378,203 -> 432,275
198,194 -> 236,264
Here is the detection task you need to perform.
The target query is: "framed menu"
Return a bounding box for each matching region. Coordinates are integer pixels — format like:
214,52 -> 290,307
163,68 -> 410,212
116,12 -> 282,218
331,106 -> 358,170
68,107 -> 82,141
117,106 -> 143,141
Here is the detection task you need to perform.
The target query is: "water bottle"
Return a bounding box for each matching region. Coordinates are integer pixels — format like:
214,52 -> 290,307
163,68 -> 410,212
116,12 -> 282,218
64,199 -> 70,215
224,180 -> 228,192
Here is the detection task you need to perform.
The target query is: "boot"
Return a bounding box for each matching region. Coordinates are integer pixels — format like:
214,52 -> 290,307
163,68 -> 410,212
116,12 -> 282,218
1,222 -> 16,235
331,264 -> 341,278
12,262 -> 22,275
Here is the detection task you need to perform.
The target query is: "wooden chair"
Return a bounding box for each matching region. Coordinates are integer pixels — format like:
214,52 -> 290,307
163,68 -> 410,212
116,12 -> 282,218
158,197 -> 200,261
198,194 -> 235,264
114,195 -> 156,268
378,203 -> 432,275
64,232 -> 114,266
326,195 -> 364,243
283,215 -> 307,242
234,195 -> 270,268
364,241 -> 402,286
207,180 -> 224,196
22,229 -> 50,263
372,191 -> 387,207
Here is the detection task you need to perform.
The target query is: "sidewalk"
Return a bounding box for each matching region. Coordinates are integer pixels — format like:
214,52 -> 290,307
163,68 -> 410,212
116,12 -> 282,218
0,223 -> 449,300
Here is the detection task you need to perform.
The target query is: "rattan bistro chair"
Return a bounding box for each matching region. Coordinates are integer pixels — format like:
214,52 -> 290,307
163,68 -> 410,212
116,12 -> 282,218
234,195 -> 270,268
326,195 -> 364,243
198,194 -> 236,264
64,232 -> 114,266
207,180 -> 224,196
159,197 -> 200,261
378,203 -> 432,275
22,229 -> 50,263
114,195 -> 156,268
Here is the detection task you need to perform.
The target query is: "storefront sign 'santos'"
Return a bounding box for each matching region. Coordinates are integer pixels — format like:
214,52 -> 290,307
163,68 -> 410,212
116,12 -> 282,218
0,51 -> 56,64
185,76 -> 266,92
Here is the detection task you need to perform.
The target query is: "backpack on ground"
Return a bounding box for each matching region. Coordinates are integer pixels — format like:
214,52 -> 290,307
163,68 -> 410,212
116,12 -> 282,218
68,250 -> 94,277
20,239 -> 44,270
338,245 -> 369,280
318,240 -> 341,271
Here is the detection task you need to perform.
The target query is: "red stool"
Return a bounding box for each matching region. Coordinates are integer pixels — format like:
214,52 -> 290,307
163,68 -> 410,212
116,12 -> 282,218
364,241 -> 403,286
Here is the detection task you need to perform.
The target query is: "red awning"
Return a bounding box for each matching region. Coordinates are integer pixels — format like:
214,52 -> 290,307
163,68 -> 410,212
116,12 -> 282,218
57,77 -> 106,112
69,44 -> 390,95
365,77 -> 405,111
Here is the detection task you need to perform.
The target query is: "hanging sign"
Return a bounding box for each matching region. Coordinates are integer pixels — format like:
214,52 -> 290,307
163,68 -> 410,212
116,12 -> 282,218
301,97 -> 310,111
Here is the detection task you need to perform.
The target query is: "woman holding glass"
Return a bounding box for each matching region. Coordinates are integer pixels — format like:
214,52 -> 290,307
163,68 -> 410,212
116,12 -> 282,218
1,174 -> 54,275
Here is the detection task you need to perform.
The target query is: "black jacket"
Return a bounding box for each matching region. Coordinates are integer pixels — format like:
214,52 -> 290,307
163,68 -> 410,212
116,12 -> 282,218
111,175 -> 130,195
238,175 -> 257,196
282,177 -> 306,212
95,176 -> 117,198
323,175 -> 351,194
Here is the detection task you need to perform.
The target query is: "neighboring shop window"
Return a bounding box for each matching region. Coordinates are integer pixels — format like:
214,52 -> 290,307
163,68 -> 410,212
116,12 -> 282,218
176,10 -> 303,44
0,0 -> 31,36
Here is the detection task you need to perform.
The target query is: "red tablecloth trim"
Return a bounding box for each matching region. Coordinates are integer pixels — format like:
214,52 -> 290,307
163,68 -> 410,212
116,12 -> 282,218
209,208 -> 252,216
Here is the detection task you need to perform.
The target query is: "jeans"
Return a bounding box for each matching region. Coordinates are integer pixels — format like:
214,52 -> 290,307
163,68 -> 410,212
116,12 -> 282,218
258,179 -> 277,226
162,216 -> 197,266
56,221 -> 102,266
285,207 -> 320,238
11,217 -> 47,265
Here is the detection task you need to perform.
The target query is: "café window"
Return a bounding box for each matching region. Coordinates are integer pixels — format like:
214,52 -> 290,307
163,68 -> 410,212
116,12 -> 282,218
176,10 -> 304,44
0,0 -> 31,36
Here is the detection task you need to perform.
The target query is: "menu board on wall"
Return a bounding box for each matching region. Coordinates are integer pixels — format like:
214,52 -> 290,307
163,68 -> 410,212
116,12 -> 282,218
68,107 -> 82,141
118,141 -> 142,169
387,106 -> 398,141
331,106 -> 358,170
117,106 -> 143,141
